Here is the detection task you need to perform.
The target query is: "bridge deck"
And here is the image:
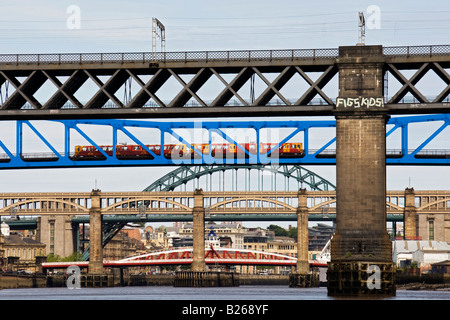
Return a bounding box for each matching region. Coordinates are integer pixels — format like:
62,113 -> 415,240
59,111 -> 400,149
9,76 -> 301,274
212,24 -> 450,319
0,45 -> 449,120
1,190 -> 449,216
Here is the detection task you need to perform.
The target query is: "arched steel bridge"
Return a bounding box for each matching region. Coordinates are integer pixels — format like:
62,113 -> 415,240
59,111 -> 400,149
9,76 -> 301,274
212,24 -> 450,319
41,247 -> 327,270
143,164 -> 336,192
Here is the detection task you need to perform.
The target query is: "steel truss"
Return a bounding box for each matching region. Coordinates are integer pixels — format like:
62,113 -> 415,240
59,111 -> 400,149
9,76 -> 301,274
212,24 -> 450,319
79,221 -> 128,261
0,114 -> 449,169
0,57 -> 338,113
0,45 -> 449,120
386,62 -> 450,104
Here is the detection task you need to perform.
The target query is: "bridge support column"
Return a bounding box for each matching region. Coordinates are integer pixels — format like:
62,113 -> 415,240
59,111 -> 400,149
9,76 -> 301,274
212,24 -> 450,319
404,188 -> 417,239
328,45 -> 395,296
191,189 -> 206,272
88,189 -> 103,274
289,189 -> 319,288
296,189 -> 309,274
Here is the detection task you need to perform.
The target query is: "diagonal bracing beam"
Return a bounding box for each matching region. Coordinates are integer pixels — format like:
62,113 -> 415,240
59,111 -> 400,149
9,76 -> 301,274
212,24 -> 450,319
294,65 -> 337,105
430,62 -> 450,103
0,70 -> 47,110
84,69 -> 129,108
42,70 -> 87,109
167,68 -> 213,108
211,67 -> 254,106
125,69 -> 169,108
252,66 -> 293,106
387,63 -> 430,103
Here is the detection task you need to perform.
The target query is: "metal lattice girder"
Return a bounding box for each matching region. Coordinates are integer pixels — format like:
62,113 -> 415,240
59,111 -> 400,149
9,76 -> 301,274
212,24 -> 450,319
84,69 -> 130,108
142,164 -> 336,192
1,70 -> 48,109
1,45 -> 449,120
0,50 -> 339,118
386,62 -> 450,104
167,67 -> 213,107
43,70 -> 88,109
81,221 -> 128,261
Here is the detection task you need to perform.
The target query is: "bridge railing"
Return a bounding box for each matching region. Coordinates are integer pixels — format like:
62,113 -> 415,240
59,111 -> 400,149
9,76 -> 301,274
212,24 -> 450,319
0,48 -> 339,65
383,44 -> 450,57
0,45 -> 448,66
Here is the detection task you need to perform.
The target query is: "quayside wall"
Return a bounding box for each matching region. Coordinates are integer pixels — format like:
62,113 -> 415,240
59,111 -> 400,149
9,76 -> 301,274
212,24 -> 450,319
43,274 -> 290,287
2,273 -> 448,289
0,273 -> 47,289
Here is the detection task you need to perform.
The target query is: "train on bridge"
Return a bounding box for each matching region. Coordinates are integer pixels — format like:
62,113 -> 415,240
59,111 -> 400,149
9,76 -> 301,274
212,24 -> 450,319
72,142 -> 305,160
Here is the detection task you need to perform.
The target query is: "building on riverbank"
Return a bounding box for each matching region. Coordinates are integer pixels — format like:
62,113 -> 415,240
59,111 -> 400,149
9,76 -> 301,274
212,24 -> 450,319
393,240 -> 450,273
0,222 -> 46,272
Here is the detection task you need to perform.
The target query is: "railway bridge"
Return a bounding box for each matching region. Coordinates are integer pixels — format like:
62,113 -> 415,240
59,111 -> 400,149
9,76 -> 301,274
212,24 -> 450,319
1,44 -> 450,295
2,188 -> 449,269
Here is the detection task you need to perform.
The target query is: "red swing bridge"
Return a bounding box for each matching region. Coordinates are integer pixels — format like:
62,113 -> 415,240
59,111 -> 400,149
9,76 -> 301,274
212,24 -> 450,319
41,246 -> 328,271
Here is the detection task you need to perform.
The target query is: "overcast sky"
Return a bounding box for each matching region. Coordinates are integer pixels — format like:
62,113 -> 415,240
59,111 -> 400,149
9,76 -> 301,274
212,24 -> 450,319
0,0 -> 449,201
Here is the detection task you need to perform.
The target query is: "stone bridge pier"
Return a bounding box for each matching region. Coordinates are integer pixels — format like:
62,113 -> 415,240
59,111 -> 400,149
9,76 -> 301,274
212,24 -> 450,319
289,189 -> 320,288
191,189 -> 206,272
327,46 -> 396,296
88,189 -> 103,274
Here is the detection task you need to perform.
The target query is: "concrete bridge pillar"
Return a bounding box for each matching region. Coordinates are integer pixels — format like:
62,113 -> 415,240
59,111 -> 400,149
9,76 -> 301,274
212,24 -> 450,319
191,189 -> 206,272
296,188 -> 309,274
327,45 -> 395,296
404,188 -> 417,239
88,189 -> 103,274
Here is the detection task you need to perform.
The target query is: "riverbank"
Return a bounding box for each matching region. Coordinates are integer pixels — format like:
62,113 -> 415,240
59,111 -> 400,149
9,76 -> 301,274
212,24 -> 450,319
396,273 -> 450,291
397,283 -> 450,291
0,273 -> 46,289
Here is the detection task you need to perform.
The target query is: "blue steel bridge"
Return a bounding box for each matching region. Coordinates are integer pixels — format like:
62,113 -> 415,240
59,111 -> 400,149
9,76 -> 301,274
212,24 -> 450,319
0,114 -> 449,169
1,44 -> 450,169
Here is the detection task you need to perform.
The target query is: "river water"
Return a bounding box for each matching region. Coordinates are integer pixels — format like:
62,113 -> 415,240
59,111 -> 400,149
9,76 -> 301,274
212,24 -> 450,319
0,285 -> 448,300
1,286 -> 447,319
